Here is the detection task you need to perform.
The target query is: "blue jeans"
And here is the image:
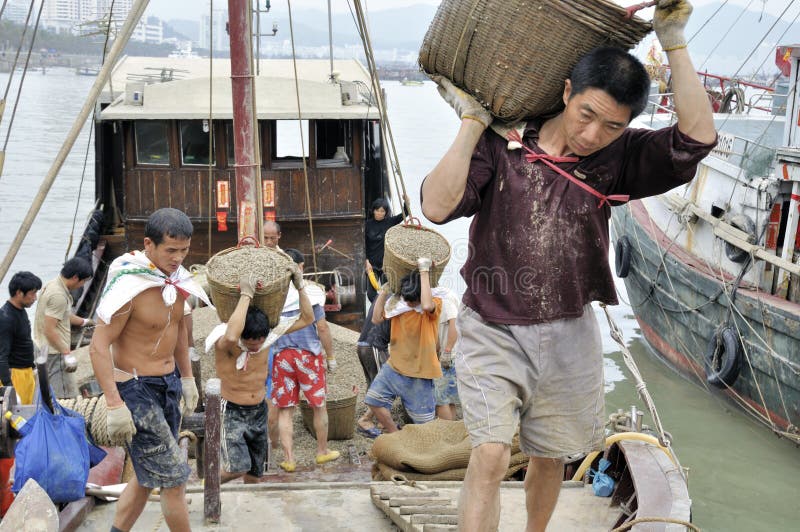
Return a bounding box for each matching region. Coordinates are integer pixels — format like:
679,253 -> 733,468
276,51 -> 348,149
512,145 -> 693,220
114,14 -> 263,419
365,364 -> 435,424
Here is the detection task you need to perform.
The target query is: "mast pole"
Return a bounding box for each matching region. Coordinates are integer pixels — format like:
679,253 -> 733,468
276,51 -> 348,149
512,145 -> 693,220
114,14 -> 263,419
228,0 -> 263,245
0,0 -> 151,284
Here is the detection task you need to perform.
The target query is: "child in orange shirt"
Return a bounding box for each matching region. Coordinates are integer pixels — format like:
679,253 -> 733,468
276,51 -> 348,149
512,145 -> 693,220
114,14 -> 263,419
365,258 -> 441,433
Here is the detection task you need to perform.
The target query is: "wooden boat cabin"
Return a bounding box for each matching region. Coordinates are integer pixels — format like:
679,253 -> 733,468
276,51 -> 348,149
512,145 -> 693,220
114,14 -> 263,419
83,57 -> 391,329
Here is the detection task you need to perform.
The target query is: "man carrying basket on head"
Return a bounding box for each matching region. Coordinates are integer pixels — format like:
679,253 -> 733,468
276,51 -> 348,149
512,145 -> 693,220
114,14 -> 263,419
421,2 -> 717,531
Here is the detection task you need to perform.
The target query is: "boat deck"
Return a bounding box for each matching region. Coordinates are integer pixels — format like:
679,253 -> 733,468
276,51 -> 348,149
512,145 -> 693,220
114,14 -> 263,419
76,481 -> 620,531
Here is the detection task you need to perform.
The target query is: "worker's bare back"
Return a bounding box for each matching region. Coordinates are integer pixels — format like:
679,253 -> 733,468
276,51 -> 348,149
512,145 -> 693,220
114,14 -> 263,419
111,287 -> 185,377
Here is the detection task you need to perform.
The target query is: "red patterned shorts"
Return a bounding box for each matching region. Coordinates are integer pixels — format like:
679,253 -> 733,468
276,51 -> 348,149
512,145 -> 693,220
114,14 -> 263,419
270,348 -> 327,408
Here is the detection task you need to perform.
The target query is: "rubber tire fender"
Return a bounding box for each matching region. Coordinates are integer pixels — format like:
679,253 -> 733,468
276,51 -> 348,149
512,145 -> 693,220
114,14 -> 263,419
723,214 -> 755,264
704,326 -> 742,388
615,236 -> 632,278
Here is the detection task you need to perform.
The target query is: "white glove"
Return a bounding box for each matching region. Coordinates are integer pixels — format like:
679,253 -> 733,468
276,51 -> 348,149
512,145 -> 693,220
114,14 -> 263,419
239,273 -> 259,298
107,403 -> 137,446
289,264 -> 306,290
440,350 -> 453,369
181,377 -> 198,417
417,257 -> 432,273
654,0 -> 692,51
326,357 -> 337,373
63,354 -> 78,373
432,75 -> 492,128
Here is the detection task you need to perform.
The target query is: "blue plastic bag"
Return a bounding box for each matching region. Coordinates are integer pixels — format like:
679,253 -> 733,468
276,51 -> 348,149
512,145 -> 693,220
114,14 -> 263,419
12,390 -> 92,503
589,458 -> 616,497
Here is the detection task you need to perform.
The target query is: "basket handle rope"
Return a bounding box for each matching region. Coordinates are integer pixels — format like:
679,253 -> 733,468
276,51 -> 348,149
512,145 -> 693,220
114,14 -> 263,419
624,0 -> 658,19
402,216 -> 424,229
237,236 -> 260,248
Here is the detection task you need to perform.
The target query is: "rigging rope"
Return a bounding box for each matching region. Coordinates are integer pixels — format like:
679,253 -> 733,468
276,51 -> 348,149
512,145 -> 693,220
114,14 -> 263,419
0,0 -> 34,118
696,0 -> 757,73
1,0 -> 42,157
350,0 -> 411,217
687,0 -> 729,44
0,0 -> 8,21
207,0 -> 214,259
286,0 -> 319,275
65,0 -> 118,260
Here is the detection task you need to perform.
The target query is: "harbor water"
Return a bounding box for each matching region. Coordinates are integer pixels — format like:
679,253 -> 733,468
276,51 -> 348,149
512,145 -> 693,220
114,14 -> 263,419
0,70 -> 797,531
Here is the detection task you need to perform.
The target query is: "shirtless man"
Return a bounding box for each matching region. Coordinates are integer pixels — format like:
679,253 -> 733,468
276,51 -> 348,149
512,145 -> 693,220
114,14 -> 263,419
209,269 -> 313,484
90,208 -> 210,532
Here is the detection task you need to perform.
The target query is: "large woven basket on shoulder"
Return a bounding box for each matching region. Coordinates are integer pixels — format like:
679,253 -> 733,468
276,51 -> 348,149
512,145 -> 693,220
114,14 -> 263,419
205,246 -> 291,327
419,0 -> 652,122
383,222 -> 451,293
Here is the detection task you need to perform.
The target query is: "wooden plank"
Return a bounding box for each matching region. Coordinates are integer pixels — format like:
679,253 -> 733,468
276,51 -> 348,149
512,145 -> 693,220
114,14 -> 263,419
422,526 -> 457,532
389,497 -> 451,507
410,515 -> 458,525
399,506 -> 457,515
369,486 -> 439,499
661,193 -> 800,276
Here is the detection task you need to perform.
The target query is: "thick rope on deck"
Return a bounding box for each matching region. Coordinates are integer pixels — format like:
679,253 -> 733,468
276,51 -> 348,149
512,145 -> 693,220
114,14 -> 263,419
57,395 -> 113,447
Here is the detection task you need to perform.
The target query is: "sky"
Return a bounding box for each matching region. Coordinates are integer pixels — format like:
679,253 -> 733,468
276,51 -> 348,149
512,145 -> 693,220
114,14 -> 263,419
145,0 -> 791,22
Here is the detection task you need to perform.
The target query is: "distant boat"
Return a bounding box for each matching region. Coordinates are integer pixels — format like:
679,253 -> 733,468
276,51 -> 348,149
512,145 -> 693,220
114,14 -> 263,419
610,47 -> 800,444
75,66 -> 99,76
400,77 -> 424,86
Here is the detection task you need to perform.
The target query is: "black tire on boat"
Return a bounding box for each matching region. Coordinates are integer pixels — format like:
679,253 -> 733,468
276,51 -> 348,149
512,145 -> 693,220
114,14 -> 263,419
723,214 -> 755,264
615,236 -> 632,278
704,326 -> 742,388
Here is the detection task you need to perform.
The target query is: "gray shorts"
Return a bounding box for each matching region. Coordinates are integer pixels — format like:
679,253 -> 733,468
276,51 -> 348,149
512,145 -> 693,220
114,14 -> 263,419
455,304 -> 604,459
46,353 -> 77,399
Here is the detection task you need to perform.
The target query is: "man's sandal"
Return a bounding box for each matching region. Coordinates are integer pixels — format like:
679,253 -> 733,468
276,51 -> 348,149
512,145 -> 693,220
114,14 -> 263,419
279,461 -> 296,472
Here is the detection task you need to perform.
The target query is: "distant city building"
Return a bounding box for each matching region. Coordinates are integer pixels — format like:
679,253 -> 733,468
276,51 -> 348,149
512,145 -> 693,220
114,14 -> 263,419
132,16 -> 164,44
200,7 -> 229,52
40,0 -> 133,34
4,0 -> 33,24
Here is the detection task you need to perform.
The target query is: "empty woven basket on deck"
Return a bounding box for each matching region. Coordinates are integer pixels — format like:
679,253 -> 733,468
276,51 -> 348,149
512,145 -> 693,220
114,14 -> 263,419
419,0 -> 652,121
383,221 -> 451,293
205,246 -> 292,326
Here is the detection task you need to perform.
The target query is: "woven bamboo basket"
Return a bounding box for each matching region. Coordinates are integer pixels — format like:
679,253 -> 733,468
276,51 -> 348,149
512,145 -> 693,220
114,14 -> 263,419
300,394 -> 357,440
418,0 -> 652,122
205,246 -> 292,327
383,222 -> 451,293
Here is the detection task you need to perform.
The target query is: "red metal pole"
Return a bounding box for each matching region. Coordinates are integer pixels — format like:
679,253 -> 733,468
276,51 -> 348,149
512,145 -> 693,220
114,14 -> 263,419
228,0 -> 263,244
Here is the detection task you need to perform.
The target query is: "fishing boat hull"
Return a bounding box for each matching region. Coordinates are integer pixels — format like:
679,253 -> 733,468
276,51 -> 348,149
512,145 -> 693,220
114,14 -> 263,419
611,198 -> 800,435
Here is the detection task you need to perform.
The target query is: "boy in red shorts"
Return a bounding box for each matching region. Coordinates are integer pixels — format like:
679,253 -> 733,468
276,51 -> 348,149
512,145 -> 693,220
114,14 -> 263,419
271,249 -> 339,472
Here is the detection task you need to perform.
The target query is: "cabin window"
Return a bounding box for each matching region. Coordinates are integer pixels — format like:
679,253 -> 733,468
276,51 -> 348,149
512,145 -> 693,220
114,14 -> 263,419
225,121 -> 263,166
316,120 -> 352,167
134,121 -> 170,165
271,119 -> 308,169
180,120 -> 215,166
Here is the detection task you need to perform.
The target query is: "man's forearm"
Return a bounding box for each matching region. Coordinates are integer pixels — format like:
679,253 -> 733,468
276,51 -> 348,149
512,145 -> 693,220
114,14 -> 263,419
89,342 -> 123,407
668,48 -> 716,144
174,317 -> 192,378
420,271 -> 434,312
0,359 -> 11,387
318,322 -> 334,359
421,119 -> 484,223
45,327 -> 69,354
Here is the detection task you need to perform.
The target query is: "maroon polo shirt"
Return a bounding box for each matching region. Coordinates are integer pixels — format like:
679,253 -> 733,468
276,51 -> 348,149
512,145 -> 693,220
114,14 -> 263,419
430,121 -> 715,325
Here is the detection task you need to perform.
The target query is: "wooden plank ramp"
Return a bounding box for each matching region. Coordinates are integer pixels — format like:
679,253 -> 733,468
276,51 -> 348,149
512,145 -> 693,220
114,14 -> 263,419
370,483 -> 457,532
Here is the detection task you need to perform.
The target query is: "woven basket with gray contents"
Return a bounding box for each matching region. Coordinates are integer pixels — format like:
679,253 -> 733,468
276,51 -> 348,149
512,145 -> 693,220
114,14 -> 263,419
418,0 -> 652,122
205,245 -> 293,326
383,220 -> 451,293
